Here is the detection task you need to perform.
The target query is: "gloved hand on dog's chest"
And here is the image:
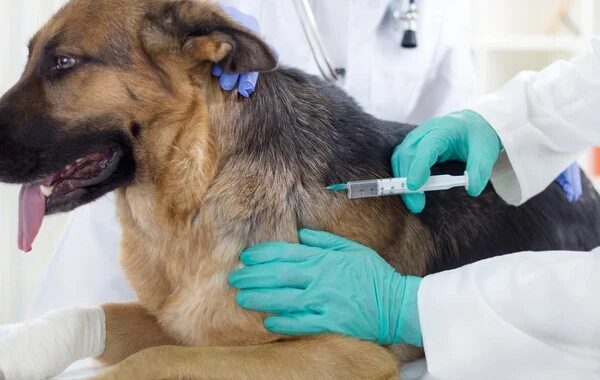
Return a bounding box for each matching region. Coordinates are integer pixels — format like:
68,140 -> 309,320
212,6 -> 262,97
229,229 -> 423,347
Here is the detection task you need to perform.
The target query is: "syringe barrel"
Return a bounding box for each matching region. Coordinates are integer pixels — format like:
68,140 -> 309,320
346,172 -> 468,199
347,178 -> 409,199
347,180 -> 380,199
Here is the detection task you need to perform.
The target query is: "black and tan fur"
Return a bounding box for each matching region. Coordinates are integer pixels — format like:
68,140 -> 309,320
0,0 -> 599,379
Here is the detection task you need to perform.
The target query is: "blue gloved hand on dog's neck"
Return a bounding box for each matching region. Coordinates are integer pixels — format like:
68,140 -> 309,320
212,6 -> 262,97
229,229 -> 423,347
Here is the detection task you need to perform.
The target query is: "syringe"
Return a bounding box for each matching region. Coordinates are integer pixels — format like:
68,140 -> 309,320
327,172 -> 469,199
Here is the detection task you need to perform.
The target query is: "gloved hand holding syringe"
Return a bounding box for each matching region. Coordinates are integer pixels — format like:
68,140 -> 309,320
327,172 -> 469,199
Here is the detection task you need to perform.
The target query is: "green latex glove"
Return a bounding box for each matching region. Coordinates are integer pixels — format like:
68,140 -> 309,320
391,110 -> 502,213
229,229 -> 423,347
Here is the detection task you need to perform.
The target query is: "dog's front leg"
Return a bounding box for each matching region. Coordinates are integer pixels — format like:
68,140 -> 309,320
0,306 -> 105,380
92,335 -> 399,380
98,302 -> 177,365
0,303 -> 174,379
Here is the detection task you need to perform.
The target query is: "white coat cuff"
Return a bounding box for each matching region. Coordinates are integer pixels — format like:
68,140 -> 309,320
471,92 -> 530,206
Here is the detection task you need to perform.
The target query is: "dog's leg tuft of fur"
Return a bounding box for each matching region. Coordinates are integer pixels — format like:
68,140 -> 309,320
98,303 -> 178,366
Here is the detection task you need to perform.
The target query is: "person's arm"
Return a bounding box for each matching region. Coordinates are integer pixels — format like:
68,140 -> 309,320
420,249 -> 600,379
473,38 -> 600,205
393,37 -> 600,211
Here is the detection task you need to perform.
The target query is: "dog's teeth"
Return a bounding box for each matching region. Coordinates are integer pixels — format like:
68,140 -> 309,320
40,185 -> 54,197
76,158 -> 84,164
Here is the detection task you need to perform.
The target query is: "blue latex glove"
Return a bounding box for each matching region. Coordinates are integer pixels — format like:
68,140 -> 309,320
212,6 -> 261,97
392,110 -> 502,213
229,229 -> 423,347
555,163 -> 582,203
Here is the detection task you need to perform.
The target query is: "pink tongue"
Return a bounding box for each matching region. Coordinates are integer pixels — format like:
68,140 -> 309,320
18,183 -> 47,253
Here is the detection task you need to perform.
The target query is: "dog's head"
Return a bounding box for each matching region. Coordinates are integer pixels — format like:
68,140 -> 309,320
0,0 -> 277,251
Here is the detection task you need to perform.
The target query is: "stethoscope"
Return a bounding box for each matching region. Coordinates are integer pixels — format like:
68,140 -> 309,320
293,0 -> 419,84
394,0 -> 419,48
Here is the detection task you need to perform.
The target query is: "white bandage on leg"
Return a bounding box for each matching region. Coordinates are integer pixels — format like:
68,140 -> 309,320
0,306 -> 106,380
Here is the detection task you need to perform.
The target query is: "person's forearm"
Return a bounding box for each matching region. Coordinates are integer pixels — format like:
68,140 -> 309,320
472,37 -> 600,205
418,250 -> 600,379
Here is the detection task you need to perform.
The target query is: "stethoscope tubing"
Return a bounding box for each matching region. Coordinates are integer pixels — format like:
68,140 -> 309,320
293,0 -> 418,84
292,0 -> 342,83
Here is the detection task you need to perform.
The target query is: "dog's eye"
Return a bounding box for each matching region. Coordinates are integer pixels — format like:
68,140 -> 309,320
56,56 -> 77,71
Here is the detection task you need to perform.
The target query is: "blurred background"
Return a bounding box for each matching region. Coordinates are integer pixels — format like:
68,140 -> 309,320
0,0 -> 75,324
0,0 -> 599,324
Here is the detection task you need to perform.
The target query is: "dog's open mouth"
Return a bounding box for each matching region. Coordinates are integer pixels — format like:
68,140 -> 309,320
18,145 -> 123,252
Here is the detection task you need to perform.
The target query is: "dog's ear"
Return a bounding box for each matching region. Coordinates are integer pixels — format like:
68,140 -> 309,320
142,1 -> 277,73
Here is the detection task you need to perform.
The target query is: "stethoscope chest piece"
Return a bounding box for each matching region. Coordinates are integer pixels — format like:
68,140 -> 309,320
393,0 -> 419,48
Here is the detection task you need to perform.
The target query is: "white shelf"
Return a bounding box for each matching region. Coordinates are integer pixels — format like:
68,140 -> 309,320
471,35 -> 587,53
469,0 -> 598,96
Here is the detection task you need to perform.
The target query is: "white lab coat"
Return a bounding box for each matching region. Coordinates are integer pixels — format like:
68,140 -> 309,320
420,250 -> 600,380
418,37 -> 600,379
30,0 -> 475,316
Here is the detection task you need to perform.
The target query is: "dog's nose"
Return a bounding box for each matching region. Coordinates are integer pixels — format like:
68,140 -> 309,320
0,106 -> 14,152
0,110 -> 13,148
0,108 -> 8,142
0,99 -> 36,182
0,90 -> 31,143
0,91 -> 13,138
0,81 -> 32,139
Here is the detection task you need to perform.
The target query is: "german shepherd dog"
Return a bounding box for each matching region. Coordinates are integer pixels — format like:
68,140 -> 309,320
1,0 -> 599,378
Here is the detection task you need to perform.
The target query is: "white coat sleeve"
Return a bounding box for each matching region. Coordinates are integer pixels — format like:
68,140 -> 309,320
472,37 -> 600,206
418,250 -> 600,380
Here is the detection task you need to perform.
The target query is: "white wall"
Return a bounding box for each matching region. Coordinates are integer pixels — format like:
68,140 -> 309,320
469,0 -> 597,95
0,0 -> 70,323
469,0 -> 600,181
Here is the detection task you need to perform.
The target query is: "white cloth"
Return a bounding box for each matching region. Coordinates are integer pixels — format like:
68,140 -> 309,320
0,325 -> 103,380
473,37 -> 600,206
0,307 -> 105,380
419,250 -> 600,380
30,0 -> 475,316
